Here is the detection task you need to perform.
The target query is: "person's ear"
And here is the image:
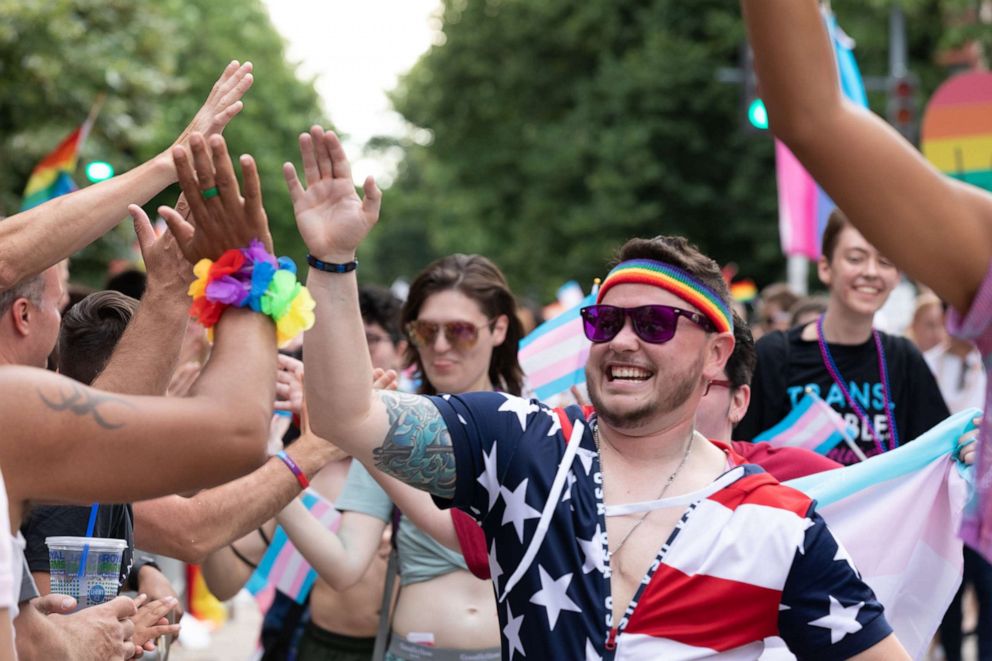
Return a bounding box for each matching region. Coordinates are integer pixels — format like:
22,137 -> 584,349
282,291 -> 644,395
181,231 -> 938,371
10,298 -> 32,337
729,384 -> 751,426
490,314 -> 509,347
702,332 -> 735,383
817,254 -> 833,288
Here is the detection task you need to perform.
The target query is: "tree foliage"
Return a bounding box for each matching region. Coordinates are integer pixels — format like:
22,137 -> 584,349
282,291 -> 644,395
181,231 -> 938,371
367,0 -> 969,300
0,0 -> 324,284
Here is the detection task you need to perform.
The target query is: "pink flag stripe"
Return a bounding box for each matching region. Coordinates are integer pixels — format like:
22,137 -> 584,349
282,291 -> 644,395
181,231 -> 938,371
524,344 -> 592,388
519,319 -> 587,359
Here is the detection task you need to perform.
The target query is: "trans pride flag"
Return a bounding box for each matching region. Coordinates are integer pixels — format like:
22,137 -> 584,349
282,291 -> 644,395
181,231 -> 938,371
755,390 -> 866,461
20,121 -> 93,211
776,11 -> 868,258
519,292 -> 596,402
246,489 -> 339,604
784,409 -> 979,659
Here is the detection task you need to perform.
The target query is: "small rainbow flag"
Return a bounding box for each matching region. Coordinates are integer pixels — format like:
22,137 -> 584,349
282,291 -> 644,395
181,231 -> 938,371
20,125 -> 88,211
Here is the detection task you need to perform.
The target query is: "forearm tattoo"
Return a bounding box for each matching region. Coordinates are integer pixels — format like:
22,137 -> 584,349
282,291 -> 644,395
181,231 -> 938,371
373,392 -> 456,499
37,382 -> 134,430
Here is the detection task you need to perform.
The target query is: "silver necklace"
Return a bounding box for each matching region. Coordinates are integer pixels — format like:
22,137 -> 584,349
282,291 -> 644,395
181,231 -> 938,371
594,422 -> 694,557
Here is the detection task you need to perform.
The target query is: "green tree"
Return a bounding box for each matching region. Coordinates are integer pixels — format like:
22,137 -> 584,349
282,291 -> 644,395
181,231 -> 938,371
0,0 -> 323,284
371,0 -> 962,300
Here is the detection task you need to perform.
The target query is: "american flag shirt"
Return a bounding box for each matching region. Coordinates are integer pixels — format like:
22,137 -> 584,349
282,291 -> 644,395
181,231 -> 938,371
429,392 -> 893,660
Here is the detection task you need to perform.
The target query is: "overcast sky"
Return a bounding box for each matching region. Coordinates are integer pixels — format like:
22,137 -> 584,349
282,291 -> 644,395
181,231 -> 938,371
261,0 -> 442,183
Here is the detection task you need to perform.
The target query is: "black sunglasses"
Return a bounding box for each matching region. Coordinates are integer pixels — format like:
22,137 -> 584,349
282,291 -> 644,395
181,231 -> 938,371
580,304 -> 714,344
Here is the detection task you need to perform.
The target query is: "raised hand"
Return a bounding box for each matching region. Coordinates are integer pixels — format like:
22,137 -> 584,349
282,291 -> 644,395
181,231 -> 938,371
129,205 -> 192,299
283,125 -> 381,262
172,60 -> 254,150
158,133 -> 272,262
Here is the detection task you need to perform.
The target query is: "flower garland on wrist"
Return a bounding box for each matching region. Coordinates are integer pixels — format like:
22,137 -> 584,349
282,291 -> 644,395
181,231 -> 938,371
187,239 -> 316,346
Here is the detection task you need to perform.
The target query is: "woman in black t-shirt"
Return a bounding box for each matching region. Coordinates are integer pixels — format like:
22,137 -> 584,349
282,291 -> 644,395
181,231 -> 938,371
735,211 -> 949,465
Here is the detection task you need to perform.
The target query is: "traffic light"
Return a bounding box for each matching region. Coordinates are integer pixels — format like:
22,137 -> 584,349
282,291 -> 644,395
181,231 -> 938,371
741,45 -> 768,133
887,74 -> 918,143
85,161 -> 114,183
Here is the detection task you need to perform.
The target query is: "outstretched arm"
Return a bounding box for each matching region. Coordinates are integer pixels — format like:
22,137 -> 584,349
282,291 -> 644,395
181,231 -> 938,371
276,502 -> 387,591
741,0 -> 992,312
89,204 -> 191,395
0,61 -> 252,291
0,134 -> 278,515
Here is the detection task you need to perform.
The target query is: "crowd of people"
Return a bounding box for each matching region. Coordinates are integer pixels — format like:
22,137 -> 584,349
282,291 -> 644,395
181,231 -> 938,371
2,0 -> 992,659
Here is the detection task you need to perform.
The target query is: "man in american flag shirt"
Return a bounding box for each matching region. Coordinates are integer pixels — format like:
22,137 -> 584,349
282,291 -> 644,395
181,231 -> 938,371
294,129 -> 907,659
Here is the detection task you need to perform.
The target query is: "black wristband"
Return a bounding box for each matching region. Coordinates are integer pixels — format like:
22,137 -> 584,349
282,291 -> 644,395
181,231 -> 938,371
126,557 -> 161,592
307,255 -> 358,273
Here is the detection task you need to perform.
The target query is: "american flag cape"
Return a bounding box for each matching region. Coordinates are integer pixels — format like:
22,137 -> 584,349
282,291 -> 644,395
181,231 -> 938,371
784,407 -> 980,659
519,293 -> 596,401
246,489 -> 340,604
755,390 -> 866,461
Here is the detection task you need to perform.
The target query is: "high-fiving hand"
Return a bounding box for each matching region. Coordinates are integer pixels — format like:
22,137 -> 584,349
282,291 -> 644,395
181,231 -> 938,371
283,125 -> 381,263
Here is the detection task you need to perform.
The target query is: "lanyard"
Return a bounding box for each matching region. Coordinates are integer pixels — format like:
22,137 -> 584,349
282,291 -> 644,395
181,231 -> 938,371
816,315 -> 900,455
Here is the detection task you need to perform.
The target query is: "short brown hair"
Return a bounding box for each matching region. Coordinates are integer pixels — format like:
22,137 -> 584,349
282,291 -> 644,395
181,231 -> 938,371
58,291 -> 138,385
613,236 -> 732,311
821,209 -> 851,261
402,254 -> 524,396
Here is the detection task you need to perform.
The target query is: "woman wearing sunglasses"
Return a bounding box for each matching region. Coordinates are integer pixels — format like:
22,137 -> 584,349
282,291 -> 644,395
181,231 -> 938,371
276,249 -> 522,660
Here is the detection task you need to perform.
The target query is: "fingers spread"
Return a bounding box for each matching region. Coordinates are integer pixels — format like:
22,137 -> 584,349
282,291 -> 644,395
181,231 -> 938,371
129,205 -> 155,253
173,144 -> 210,223
312,125 -> 334,179
189,134 -> 217,193
159,206 -> 196,261
283,162 -> 304,203
299,132 -> 320,187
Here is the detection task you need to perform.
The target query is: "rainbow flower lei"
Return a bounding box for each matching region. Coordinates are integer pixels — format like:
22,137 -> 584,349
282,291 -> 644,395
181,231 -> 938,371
188,240 -> 315,346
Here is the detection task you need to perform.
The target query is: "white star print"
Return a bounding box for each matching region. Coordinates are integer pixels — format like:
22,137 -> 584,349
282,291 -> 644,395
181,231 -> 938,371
796,517 -> 816,555
576,446 -> 597,475
585,638 -> 601,661
489,541 -> 503,587
833,540 -> 860,577
561,471 -> 577,503
577,524 -> 607,575
809,596 -> 864,644
477,444 -> 501,510
498,394 -> 535,431
543,408 -> 562,437
500,479 -> 541,541
529,565 -> 582,630
503,602 -> 526,661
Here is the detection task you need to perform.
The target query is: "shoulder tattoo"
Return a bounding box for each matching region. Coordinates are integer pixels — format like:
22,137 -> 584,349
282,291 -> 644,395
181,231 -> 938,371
373,392 -> 456,499
37,381 -> 134,430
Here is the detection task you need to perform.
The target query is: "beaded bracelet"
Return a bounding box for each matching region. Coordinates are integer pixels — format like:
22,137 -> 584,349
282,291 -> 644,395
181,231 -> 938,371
187,240 -> 316,346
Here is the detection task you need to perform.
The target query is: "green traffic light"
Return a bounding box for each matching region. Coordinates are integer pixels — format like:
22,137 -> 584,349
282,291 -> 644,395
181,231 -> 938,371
85,161 -> 114,183
747,98 -> 769,130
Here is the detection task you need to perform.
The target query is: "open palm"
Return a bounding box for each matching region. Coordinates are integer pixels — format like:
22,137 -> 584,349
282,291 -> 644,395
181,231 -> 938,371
284,126 -> 381,261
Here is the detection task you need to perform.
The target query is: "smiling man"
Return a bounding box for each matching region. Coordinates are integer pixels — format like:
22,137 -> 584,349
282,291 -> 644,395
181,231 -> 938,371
736,211 -> 949,464
293,126 -> 907,661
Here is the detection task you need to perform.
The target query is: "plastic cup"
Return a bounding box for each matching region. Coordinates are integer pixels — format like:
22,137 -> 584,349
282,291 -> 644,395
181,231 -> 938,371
46,536 -> 126,608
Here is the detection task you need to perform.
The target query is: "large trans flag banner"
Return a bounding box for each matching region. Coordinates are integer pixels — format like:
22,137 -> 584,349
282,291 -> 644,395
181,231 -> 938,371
783,409 -> 979,659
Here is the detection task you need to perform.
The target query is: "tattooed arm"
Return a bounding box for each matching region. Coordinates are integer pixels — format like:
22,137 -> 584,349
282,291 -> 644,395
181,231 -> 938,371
372,392 -> 456,499
0,309 -> 275,522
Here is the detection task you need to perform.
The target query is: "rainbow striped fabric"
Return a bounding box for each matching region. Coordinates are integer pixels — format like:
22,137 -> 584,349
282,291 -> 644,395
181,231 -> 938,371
246,489 -> 340,604
597,259 -> 732,334
20,124 -> 90,211
776,11 -> 867,258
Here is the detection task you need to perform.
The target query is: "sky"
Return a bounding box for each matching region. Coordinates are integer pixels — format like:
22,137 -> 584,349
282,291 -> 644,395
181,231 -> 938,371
261,0 -> 442,184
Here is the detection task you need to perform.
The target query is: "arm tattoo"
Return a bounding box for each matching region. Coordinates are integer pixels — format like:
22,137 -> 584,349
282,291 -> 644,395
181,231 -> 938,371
373,392 -> 456,499
37,382 -> 134,430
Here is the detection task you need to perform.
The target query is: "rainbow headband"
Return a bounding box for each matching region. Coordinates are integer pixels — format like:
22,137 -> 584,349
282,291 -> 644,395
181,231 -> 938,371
596,259 -> 733,333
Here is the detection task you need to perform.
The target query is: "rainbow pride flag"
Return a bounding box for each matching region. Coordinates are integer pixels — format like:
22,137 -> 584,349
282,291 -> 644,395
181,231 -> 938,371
785,408 -> 979,659
519,292 -> 597,402
20,122 -> 93,211
246,489 -> 340,604
776,12 -> 867,258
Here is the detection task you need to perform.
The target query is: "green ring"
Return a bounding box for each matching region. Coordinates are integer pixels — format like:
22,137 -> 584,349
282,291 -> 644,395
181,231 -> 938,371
201,186 -> 219,200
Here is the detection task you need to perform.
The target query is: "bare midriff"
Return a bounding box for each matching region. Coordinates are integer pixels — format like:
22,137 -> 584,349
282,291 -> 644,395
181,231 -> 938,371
391,569 -> 500,649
